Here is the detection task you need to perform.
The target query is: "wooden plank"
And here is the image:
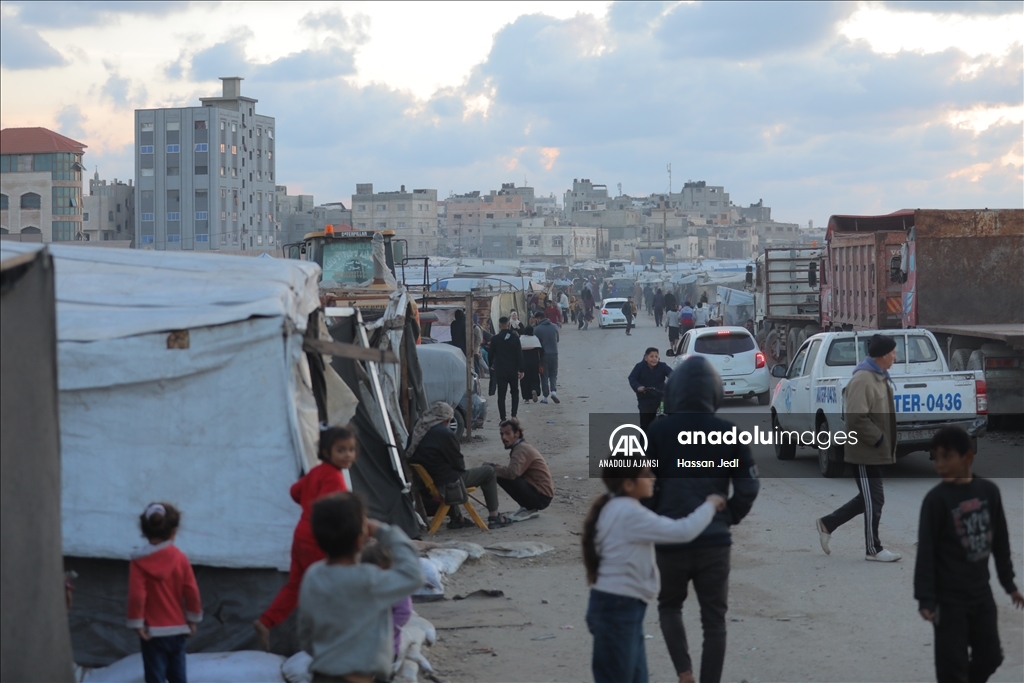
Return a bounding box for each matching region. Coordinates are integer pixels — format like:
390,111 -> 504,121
302,337 -> 399,364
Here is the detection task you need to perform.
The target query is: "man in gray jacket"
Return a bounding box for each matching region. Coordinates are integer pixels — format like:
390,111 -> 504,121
533,314 -> 560,404
816,334 -> 901,562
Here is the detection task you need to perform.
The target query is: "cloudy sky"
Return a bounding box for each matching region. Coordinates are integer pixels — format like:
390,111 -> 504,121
1,1 -> 1021,225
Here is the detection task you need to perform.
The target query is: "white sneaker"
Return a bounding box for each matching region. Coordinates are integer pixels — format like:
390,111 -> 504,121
540,397 -> 548,404
550,392 -> 560,404
866,549 -> 902,562
815,518 -> 831,556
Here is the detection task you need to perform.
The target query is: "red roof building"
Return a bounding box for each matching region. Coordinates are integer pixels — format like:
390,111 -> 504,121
0,127 -> 87,155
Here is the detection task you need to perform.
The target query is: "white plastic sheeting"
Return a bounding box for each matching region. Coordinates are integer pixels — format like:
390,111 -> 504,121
0,243 -> 320,341
0,244 -> 326,571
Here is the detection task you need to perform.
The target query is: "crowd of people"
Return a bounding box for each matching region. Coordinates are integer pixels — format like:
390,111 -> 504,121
122,274 -> 1021,683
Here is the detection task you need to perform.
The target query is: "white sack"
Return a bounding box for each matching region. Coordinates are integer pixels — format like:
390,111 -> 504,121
426,548 -> 469,575
484,541 -> 555,558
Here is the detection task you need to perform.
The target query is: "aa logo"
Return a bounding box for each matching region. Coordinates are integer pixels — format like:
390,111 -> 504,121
609,424 -> 648,457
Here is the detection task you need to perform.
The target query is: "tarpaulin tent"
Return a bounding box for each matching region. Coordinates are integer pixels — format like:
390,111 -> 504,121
1,245 -> 75,682
0,243 -> 417,665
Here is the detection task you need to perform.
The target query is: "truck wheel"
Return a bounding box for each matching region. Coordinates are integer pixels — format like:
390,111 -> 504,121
967,350 -> 985,371
453,409 -> 466,441
765,329 -> 785,367
773,413 -> 796,460
817,417 -> 846,478
950,348 -> 972,371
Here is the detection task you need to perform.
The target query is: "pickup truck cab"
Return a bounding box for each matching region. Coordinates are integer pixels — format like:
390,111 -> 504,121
769,329 -> 988,477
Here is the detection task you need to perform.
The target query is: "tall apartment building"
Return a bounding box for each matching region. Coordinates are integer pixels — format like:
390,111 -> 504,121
351,183 -> 438,256
82,171 -> 134,242
563,178 -> 609,223
1,127 -> 86,242
669,181 -> 730,225
134,77 -> 277,252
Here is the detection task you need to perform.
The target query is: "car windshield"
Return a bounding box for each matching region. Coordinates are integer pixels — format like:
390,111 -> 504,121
694,332 -> 755,355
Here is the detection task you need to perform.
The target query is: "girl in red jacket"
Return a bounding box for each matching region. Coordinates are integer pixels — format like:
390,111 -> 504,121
127,502 -> 202,683
254,425 -> 357,650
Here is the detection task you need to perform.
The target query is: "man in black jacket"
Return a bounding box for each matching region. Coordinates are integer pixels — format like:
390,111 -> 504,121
489,317 -> 524,421
646,356 -> 760,683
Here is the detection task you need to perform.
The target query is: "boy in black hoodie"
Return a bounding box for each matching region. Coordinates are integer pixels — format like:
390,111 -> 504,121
914,426 -> 1022,683
646,356 -> 760,683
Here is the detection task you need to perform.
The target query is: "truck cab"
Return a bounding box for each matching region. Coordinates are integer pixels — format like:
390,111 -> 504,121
770,329 -> 987,477
284,227 -> 398,285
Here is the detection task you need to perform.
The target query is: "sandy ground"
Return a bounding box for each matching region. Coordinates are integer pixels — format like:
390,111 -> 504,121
414,313 -> 1024,683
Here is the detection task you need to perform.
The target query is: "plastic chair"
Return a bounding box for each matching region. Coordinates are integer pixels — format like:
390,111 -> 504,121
410,464 -> 489,534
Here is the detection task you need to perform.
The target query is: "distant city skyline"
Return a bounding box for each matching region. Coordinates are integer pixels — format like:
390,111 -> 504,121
1,1 -> 1021,226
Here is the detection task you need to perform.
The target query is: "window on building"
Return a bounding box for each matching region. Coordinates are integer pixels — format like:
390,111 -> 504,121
358,205 -> 366,211
398,221 -> 406,228
486,213 -> 494,219
140,145 -> 154,154
167,212 -> 180,221
141,122 -> 154,132
232,212 -> 238,220
266,151 -> 272,160
166,144 -> 180,153
166,122 -> 180,131
195,143 -> 208,152
195,211 -> 208,220
21,192 -> 41,209
167,235 -> 181,243
231,168 -> 237,177
377,222 -> 386,228
194,121 -> 207,130
267,129 -> 273,139
51,221 -> 75,242
196,165 -> 208,175
552,236 -> 563,247
108,210 -> 114,222
256,127 -> 262,137
529,236 -> 539,246
0,194 -> 7,210
453,213 -> 462,219
83,211 -> 90,221
220,121 -> 225,130
196,234 -> 209,243
231,145 -> 237,155
231,123 -> 237,132
142,212 -> 154,221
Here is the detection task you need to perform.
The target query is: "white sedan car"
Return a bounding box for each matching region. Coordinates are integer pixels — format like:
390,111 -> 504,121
598,298 -> 629,328
673,326 -> 771,404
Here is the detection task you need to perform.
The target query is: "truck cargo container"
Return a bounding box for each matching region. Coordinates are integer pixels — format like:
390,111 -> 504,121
822,220 -> 906,332
895,209 -> 1024,419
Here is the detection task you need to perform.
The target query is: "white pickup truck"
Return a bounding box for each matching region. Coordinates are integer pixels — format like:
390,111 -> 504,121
769,329 -> 988,477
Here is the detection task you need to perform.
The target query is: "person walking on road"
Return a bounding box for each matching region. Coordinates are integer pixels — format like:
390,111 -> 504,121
559,290 -> 570,324
622,296 -> 637,336
653,288 -> 666,328
519,325 -> 543,403
693,301 -> 710,329
628,347 -> 672,430
644,284 -> 654,316
583,288 -> 595,331
914,426 -> 1023,683
489,317 -> 524,422
666,304 -> 681,351
646,356 -> 760,683
582,464 -> 725,683
534,313 -> 561,404
678,301 -> 695,337
816,334 -> 901,562
633,281 -> 644,308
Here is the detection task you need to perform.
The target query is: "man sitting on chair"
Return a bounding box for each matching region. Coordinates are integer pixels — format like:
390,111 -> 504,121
408,402 -> 511,529
486,418 -> 554,522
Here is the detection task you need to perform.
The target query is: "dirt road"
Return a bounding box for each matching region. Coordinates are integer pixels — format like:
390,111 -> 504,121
416,314 -> 1024,683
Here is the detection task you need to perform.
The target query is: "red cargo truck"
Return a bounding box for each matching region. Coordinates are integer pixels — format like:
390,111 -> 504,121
820,209 -> 1023,420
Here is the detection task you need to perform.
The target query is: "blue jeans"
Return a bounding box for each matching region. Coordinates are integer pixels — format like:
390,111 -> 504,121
540,354 -> 558,395
586,589 -> 648,683
141,634 -> 187,683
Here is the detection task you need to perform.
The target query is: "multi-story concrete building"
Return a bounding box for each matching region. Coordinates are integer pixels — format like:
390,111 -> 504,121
444,188 -> 526,257
534,193 -> 560,216
134,77 -> 277,252
563,178 -> 609,223
516,222 -> 600,263
1,127 -> 86,242
274,186 -> 315,247
668,181 -> 731,225
313,202 -> 351,233
82,171 -> 134,242
351,183 -> 438,256
498,182 -> 535,213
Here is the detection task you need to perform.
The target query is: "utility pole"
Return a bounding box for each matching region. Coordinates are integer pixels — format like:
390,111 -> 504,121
667,163 -> 672,194
663,200 -> 668,272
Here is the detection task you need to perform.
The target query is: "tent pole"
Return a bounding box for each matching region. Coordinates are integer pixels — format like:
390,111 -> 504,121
465,292 -> 473,440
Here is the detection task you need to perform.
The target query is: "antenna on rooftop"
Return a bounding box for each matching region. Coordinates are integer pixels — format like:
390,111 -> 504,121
667,163 -> 672,194
617,182 -> 622,197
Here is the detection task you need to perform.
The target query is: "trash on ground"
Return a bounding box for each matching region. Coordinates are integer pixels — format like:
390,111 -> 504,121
439,540 -> 486,559
453,589 -> 505,600
469,647 -> 494,655
531,634 -> 556,641
560,624 -> 574,630
413,557 -> 445,599
426,547 -> 470,574
484,541 -> 555,558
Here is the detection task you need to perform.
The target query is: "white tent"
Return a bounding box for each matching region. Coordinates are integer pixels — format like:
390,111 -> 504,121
0,243 -> 323,570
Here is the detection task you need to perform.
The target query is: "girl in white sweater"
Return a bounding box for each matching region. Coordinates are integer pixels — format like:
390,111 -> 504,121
582,466 -> 726,683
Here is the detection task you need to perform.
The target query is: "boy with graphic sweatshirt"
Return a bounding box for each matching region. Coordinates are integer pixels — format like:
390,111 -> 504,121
915,426 -> 1023,683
